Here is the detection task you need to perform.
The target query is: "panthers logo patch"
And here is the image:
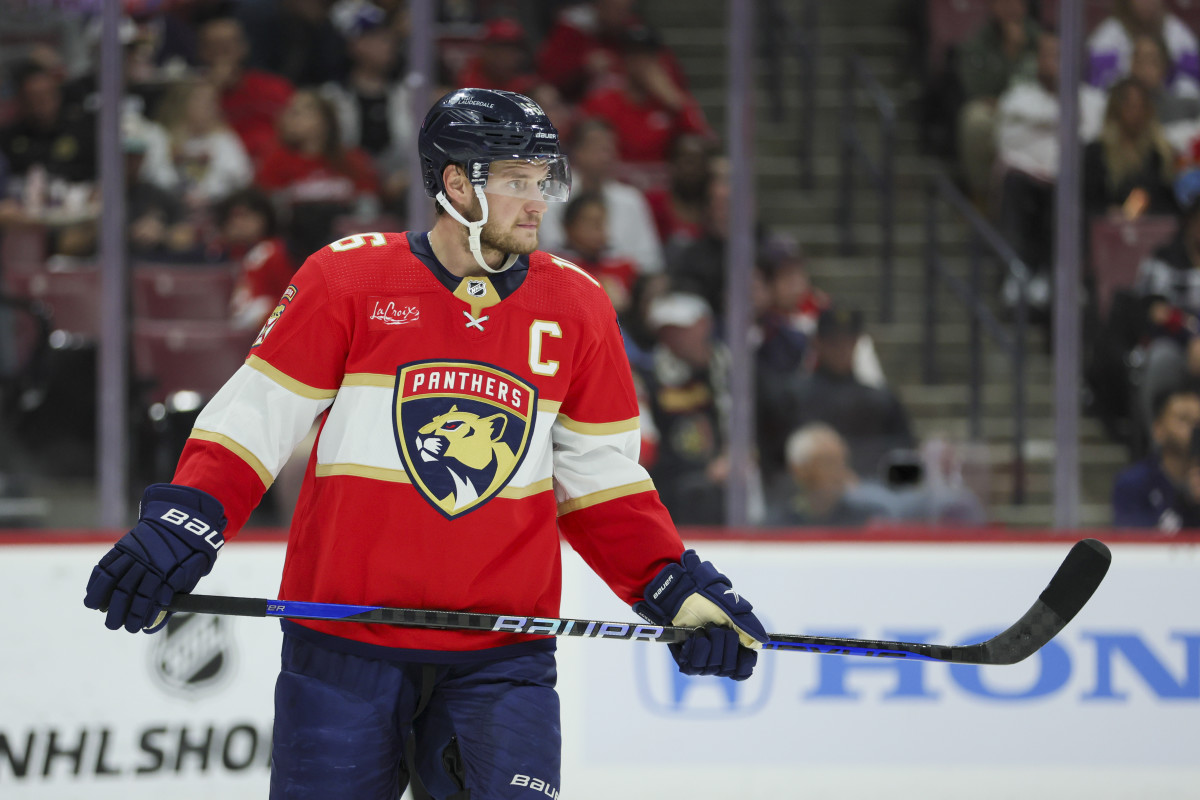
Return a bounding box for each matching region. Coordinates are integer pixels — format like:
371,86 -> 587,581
393,360 -> 537,518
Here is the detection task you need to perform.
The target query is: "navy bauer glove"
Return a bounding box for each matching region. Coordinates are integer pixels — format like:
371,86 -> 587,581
84,483 -> 227,633
633,550 -> 769,680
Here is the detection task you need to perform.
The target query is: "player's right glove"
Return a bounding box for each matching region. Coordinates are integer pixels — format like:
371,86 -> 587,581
634,550 -> 769,681
83,483 -> 227,633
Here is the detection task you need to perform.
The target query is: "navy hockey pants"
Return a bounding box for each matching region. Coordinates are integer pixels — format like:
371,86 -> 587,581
270,633 -> 562,799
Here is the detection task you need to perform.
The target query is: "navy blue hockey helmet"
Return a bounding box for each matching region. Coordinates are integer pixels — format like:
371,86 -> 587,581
418,87 -> 570,202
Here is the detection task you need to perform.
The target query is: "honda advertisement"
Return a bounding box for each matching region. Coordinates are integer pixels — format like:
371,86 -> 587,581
1,536 -> 1196,799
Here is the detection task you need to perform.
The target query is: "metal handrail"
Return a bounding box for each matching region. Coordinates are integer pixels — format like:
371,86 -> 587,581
923,169 -> 1030,505
762,0 -> 817,190
837,51 -> 895,321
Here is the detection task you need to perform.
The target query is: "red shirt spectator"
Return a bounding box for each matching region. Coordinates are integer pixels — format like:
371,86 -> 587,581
256,144 -> 379,201
198,16 -> 294,167
580,84 -> 709,163
220,70 -> 294,167
256,89 -> 380,260
537,0 -> 690,101
579,27 -> 711,163
455,18 -> 540,95
216,187 -> 299,330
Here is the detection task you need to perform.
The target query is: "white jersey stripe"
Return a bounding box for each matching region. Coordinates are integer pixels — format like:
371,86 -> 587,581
191,364 -> 335,482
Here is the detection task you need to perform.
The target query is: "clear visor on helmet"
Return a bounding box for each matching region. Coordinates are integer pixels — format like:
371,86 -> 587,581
481,156 -> 571,203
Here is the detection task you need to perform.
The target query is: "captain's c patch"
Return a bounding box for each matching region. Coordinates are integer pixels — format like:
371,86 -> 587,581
393,361 -> 537,519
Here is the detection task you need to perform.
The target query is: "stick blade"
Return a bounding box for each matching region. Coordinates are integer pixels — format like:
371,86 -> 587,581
1037,538 -> 1111,624
980,538 -> 1111,665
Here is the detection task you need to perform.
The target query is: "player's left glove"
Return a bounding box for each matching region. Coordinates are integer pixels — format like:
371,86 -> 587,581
83,483 -> 227,633
634,550 -> 769,681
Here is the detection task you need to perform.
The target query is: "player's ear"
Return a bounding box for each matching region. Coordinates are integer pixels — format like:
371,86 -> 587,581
442,164 -> 470,207
485,413 -> 508,441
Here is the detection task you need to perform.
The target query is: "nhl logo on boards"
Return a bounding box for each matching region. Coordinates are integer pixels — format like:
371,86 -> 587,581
150,612 -> 235,698
467,280 -> 487,298
393,360 -> 537,519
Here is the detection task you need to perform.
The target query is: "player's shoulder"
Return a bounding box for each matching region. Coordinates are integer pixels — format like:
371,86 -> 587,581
527,250 -> 614,320
307,231 -> 426,297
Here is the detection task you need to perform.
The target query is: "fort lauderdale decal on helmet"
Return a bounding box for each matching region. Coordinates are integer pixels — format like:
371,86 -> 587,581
393,360 -> 537,518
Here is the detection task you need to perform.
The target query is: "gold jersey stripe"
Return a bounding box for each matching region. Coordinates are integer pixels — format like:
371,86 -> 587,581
189,429 -> 274,488
556,479 -> 656,516
341,373 -> 395,388
315,464 -> 554,499
556,414 -> 639,436
247,355 -> 339,399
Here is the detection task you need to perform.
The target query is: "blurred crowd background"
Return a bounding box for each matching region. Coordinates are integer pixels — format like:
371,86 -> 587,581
3,0 -> 1200,533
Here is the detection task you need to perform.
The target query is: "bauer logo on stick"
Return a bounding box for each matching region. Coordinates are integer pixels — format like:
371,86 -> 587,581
393,360 -> 537,518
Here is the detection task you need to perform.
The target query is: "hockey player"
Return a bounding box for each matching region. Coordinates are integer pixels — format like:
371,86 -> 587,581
83,88 -> 767,799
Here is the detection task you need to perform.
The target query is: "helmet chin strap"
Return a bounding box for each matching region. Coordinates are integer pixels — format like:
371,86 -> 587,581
435,186 -> 518,274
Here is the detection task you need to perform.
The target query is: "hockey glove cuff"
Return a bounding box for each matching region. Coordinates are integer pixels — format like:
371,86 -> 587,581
83,483 -> 227,633
634,550 -> 769,680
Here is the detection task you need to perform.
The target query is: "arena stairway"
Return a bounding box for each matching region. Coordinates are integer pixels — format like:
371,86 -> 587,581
643,0 -> 1124,526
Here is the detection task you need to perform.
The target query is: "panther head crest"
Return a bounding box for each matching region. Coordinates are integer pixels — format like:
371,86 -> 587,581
413,405 -> 518,512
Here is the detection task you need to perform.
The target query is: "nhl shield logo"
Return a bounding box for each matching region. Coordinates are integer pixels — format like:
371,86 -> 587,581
394,360 -> 537,518
150,612 -> 235,697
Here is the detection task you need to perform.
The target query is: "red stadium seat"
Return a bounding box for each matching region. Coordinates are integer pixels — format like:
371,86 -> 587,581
20,263 -> 102,345
131,262 -> 237,321
926,0 -> 990,75
132,319 -> 254,405
0,225 -> 48,291
1089,215 -> 1178,321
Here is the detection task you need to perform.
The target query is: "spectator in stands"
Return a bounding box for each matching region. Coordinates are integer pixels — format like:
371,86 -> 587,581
256,88 -> 380,261
197,15 -> 295,167
56,110 -> 199,260
553,191 -> 637,314
1131,33 -> 1200,136
955,0 -> 1041,204
753,257 -> 811,503
527,82 -> 576,145
777,307 -> 915,479
1088,0 -> 1200,97
61,16 -> 172,126
538,117 -> 664,275
1112,384 -> 1200,530
580,25 -> 712,165
1084,77 -> 1179,221
1132,169 -> 1200,437
643,133 -> 714,250
153,78 -> 253,209
537,0 -> 689,102
0,59 -> 95,187
216,187 -> 299,331
772,423 -> 896,527
321,7 -> 412,218
666,155 -> 731,320
995,31 -> 1106,309
636,292 -> 731,525
455,18 -> 540,95
235,0 -> 348,89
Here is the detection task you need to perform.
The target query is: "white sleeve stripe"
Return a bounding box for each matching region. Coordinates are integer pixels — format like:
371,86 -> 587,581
246,355 -> 339,399
193,364 -> 334,480
551,421 -> 650,500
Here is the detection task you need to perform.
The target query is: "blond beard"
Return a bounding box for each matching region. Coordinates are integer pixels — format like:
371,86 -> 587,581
457,195 -> 540,259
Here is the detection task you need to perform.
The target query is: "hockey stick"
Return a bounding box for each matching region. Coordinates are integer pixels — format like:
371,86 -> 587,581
169,538 -> 1110,665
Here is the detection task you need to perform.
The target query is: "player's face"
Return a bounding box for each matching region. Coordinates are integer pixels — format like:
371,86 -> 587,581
477,161 -> 549,255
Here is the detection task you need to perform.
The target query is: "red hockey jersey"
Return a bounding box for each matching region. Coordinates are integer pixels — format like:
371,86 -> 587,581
173,231 -> 685,652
